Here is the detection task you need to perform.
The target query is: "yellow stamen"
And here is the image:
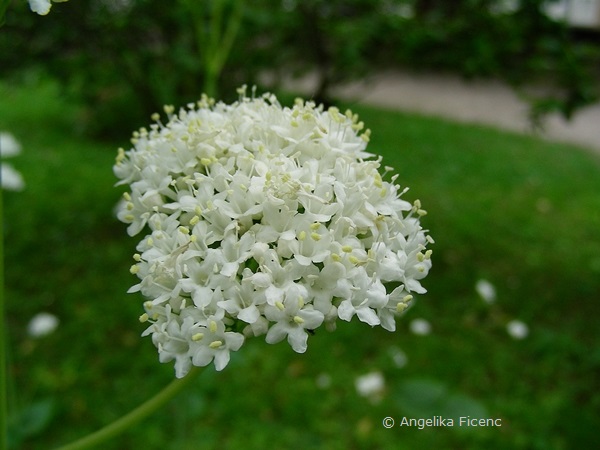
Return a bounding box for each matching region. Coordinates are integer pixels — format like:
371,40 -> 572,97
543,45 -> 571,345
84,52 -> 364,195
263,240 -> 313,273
396,303 -> 408,313
209,340 -> 223,349
192,333 -> 204,341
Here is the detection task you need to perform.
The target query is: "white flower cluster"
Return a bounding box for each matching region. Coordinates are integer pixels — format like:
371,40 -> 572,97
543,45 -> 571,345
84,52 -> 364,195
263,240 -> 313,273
114,88 -> 432,377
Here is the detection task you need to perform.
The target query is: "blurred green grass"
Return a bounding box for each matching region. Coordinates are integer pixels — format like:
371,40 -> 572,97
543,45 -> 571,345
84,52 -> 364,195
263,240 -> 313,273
2,76 -> 600,449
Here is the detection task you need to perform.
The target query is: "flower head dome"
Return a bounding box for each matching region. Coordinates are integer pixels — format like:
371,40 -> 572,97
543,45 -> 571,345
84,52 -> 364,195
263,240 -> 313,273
115,87 -> 432,377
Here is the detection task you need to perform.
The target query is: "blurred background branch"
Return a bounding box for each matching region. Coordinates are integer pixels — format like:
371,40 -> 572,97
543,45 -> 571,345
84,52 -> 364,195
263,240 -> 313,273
0,0 -> 598,138
180,0 -> 243,97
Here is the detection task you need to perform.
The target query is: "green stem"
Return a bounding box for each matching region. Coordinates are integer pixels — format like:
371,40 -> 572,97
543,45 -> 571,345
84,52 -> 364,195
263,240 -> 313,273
1,190 -> 7,450
54,367 -> 202,450
209,0 -> 224,60
182,0 -> 244,97
211,0 -> 242,82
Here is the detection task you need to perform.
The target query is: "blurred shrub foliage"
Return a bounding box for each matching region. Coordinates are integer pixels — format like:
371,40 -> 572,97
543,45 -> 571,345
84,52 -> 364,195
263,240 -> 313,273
1,0 -> 598,137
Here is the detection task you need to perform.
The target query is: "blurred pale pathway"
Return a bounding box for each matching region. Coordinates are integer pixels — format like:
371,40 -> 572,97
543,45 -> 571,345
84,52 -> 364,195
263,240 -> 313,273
281,71 -> 600,153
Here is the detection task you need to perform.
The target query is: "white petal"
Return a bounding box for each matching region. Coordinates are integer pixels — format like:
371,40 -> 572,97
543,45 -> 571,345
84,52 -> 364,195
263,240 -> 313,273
298,309 -> 324,329
127,283 -> 142,293
294,254 -> 312,266
213,350 -> 231,371
220,262 -> 238,277
265,285 -> 284,305
192,347 -> 214,367
225,332 -> 244,351
337,300 -> 355,322
265,322 -> 287,344
367,283 -> 388,308
238,305 -> 260,324
248,272 -> 271,288
378,310 -> 396,332
287,327 -> 309,353
405,278 -> 427,294
174,356 -> 192,378
356,307 -> 380,326
217,299 -> 240,315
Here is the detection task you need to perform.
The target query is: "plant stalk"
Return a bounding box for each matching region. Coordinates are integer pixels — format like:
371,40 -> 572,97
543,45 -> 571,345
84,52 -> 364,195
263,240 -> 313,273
183,0 -> 243,97
54,367 -> 202,450
1,189 -> 7,450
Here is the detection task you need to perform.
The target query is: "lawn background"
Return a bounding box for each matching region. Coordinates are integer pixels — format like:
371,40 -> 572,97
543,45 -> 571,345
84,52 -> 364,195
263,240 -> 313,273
2,74 -> 600,449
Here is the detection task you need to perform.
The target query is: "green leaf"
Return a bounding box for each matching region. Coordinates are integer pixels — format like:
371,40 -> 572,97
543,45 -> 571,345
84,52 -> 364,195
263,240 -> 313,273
394,378 -> 488,432
394,379 -> 449,417
8,399 -> 56,447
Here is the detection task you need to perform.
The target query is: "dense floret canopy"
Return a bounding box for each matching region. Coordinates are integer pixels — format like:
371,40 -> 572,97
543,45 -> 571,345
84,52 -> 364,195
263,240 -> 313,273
115,88 -> 432,377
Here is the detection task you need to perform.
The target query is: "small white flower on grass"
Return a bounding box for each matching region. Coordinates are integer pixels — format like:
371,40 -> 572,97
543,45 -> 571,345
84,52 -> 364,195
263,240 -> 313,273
1,164 -> 24,191
0,132 -> 20,157
507,320 -> 529,340
409,318 -> 431,335
1,132 -> 25,191
316,373 -> 331,389
475,279 -> 496,304
28,0 -> 69,15
28,0 -> 52,14
27,312 -> 59,338
116,88 -> 432,376
388,346 -> 408,368
355,371 -> 385,402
